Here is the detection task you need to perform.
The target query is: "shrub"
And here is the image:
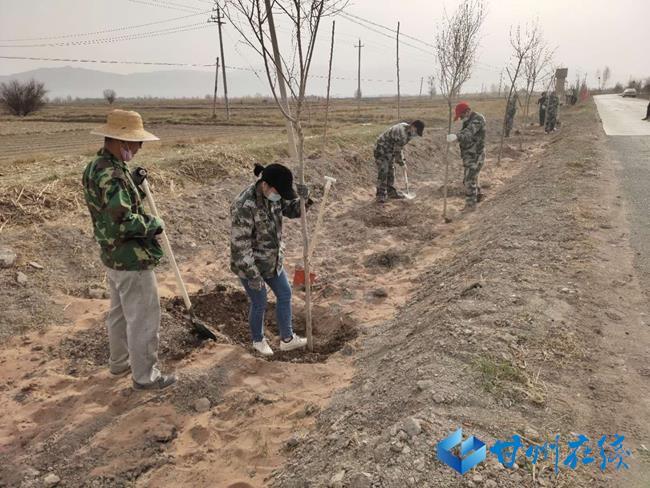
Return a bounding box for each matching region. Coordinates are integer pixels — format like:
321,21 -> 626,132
0,79 -> 47,116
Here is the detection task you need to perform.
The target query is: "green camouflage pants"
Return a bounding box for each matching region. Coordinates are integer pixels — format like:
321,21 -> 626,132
545,109 -> 557,132
505,113 -> 515,137
375,153 -> 399,197
463,153 -> 485,205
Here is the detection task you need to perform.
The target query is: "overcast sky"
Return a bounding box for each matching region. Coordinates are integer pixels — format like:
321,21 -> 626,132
0,0 -> 648,97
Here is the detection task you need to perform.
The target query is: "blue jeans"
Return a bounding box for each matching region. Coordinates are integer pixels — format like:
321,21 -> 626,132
240,269 -> 293,342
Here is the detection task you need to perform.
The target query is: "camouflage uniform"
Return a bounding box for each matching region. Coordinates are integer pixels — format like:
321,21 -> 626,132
82,148 -> 165,385
82,149 -> 163,270
457,111 -> 486,206
545,93 -> 559,133
537,93 -> 548,126
230,182 -> 304,281
373,122 -> 413,199
505,95 -> 517,138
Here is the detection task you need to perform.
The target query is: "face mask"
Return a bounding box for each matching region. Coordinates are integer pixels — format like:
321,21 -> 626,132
120,144 -> 133,162
266,191 -> 282,202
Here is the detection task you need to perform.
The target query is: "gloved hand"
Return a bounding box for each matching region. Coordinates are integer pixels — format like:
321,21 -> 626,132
131,167 -> 148,186
396,159 -> 406,167
249,277 -> 265,291
296,183 -> 310,200
446,134 -> 458,143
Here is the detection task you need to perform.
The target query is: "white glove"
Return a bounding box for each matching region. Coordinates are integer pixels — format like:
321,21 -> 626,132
446,134 -> 457,143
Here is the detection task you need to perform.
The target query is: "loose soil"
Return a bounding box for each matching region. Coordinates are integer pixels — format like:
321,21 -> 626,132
3,98 -> 645,488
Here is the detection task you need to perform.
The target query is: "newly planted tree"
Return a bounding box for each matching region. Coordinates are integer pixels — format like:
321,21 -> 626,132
223,0 -> 347,350
435,0 -> 486,221
522,27 -> 553,124
497,22 -> 542,164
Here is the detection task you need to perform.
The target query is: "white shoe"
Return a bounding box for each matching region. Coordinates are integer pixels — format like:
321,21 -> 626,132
279,334 -> 308,352
253,338 -> 274,356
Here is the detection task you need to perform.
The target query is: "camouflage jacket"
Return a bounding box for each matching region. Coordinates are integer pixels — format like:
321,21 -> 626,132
506,96 -> 518,116
82,149 -> 164,271
230,182 -> 304,281
547,94 -> 559,112
537,95 -> 548,109
457,111 -> 486,164
374,122 -> 413,165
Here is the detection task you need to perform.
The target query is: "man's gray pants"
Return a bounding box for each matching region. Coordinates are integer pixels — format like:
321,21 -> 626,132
106,268 -> 161,385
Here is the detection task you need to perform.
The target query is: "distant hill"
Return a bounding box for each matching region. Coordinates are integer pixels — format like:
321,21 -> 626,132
0,66 -> 271,99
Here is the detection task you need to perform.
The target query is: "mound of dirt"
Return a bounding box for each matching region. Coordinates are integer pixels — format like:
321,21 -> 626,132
56,283 -> 358,372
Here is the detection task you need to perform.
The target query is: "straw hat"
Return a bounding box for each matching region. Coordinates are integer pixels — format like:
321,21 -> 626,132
91,109 -> 159,142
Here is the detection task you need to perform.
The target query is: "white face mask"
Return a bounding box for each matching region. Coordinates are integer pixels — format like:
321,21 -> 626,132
266,191 -> 282,202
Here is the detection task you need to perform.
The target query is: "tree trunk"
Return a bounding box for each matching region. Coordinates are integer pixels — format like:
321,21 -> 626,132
293,120 -> 313,351
442,99 -> 453,221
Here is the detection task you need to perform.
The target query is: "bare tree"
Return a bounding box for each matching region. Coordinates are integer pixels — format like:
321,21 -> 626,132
0,79 -> 47,116
103,89 -> 117,105
602,66 -> 611,89
435,0 -> 486,221
522,27 -> 554,124
223,0 -> 348,350
497,22 -> 541,164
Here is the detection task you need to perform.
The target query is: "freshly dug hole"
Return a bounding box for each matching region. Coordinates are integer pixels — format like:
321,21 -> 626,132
181,284 -> 358,363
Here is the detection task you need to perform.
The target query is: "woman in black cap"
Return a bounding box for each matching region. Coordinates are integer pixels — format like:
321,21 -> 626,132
230,163 -> 312,356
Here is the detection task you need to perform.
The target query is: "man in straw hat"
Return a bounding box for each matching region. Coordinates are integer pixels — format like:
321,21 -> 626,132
82,109 -> 176,390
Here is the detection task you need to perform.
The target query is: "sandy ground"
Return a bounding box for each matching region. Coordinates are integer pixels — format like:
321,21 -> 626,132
2,100 -> 647,487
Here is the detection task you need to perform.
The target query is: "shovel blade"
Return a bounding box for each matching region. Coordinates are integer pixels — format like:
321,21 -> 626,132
403,192 -> 416,200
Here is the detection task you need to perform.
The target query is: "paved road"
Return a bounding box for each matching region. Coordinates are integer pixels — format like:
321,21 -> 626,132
595,94 -> 650,286
594,94 -> 650,136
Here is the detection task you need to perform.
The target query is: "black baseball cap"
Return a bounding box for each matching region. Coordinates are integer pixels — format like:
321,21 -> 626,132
254,163 -> 297,200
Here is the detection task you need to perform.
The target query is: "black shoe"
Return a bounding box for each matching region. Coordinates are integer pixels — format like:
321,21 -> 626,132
133,374 -> 177,391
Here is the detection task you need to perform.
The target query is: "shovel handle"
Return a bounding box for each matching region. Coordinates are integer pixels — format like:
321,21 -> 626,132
403,164 -> 410,195
308,178 -> 335,262
141,179 -> 193,312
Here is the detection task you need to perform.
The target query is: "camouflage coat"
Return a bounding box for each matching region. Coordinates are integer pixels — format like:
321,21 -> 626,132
230,182 -> 304,281
82,149 -> 164,271
506,96 -> 518,117
374,122 -> 413,165
457,111 -> 486,166
547,93 -> 559,115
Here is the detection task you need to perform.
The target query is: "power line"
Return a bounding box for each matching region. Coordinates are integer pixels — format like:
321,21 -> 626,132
0,11 -> 211,43
340,11 -> 435,49
0,23 -> 213,48
337,13 -> 434,57
127,0 -> 203,13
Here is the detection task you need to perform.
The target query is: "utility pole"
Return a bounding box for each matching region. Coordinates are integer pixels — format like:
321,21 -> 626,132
209,4 -> 230,120
323,20 -> 335,146
264,0 -> 297,158
396,21 -> 401,120
355,38 -> 363,115
419,77 -> 424,97
212,57 -> 220,118
498,69 -> 503,97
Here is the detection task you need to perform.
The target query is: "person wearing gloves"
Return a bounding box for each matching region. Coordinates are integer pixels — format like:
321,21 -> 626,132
82,109 -> 176,391
373,120 -> 425,203
230,163 -> 312,356
446,102 -> 487,210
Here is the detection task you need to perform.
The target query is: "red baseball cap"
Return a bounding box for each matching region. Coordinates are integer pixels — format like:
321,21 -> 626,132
454,102 -> 470,121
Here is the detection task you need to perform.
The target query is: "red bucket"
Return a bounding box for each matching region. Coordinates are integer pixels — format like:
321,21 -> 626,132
292,267 -> 317,287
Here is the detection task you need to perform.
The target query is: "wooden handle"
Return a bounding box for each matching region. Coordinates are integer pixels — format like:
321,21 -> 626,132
307,179 -> 334,261
141,180 -> 193,312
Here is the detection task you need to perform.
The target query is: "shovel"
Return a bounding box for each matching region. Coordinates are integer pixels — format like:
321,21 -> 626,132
293,175 -> 336,287
402,164 -> 416,200
139,175 -> 219,341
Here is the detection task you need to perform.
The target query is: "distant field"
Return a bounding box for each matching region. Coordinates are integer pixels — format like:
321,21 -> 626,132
0,95 -> 512,162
